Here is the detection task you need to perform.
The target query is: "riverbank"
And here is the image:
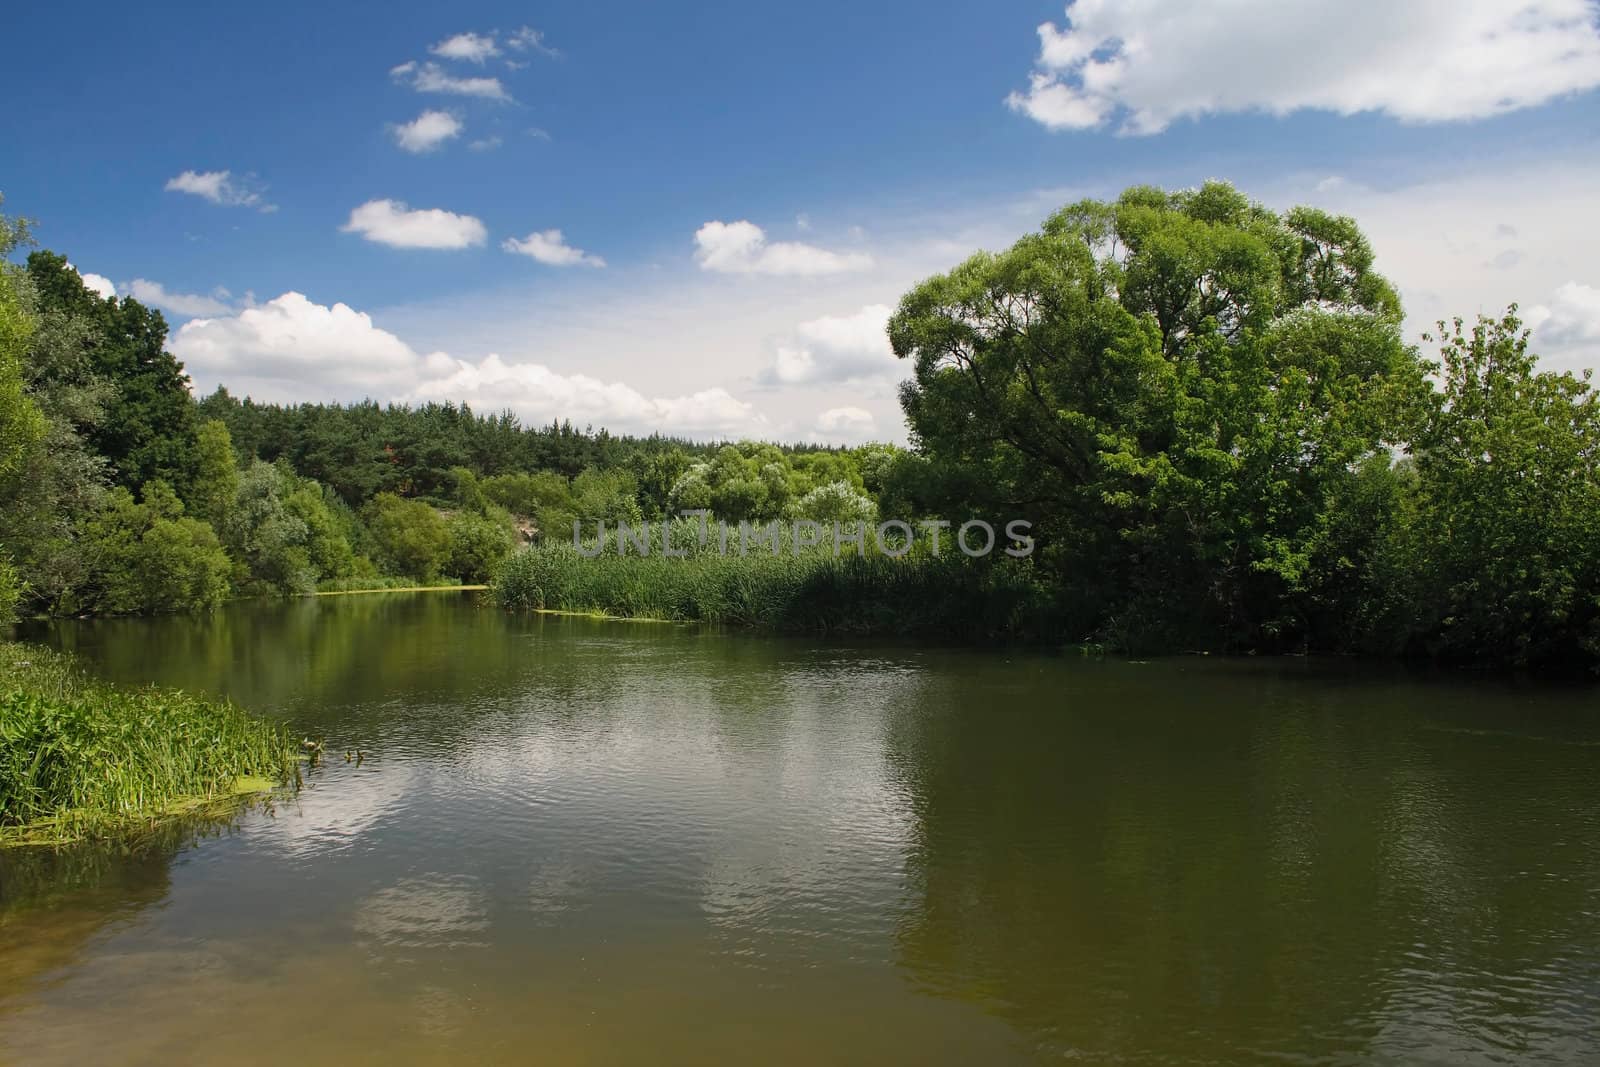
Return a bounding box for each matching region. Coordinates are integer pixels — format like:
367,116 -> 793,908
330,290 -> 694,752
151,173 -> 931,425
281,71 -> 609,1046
0,643 -> 299,846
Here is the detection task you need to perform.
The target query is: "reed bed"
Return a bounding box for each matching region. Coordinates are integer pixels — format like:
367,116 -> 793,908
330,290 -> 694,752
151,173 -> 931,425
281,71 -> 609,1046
0,643 -> 300,845
491,538 -> 1064,641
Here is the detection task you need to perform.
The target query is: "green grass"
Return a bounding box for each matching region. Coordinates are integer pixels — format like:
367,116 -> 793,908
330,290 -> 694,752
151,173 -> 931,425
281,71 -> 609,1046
491,539 -> 1066,641
0,643 -> 300,846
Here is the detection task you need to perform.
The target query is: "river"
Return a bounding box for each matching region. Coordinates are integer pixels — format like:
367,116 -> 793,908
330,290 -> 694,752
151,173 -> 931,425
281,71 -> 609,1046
3,591 -> 1599,1064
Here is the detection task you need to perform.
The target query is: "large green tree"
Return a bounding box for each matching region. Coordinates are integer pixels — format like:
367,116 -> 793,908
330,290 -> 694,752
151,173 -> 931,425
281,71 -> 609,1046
889,182 -> 1422,651
26,251 -> 197,491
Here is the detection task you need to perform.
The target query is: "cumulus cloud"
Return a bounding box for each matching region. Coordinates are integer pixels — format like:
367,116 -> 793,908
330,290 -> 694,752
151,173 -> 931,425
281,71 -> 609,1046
171,292 -> 428,394
390,109 -> 463,153
164,169 -> 274,211
411,354 -> 761,437
807,406 -> 878,445
430,31 -> 499,64
341,199 -> 487,250
123,279 -> 231,318
1527,282 -> 1600,369
171,292 -> 767,438
67,265 -> 116,300
765,304 -> 896,385
391,60 -> 510,101
1007,0 -> 1600,134
502,229 -> 605,267
694,220 -> 872,276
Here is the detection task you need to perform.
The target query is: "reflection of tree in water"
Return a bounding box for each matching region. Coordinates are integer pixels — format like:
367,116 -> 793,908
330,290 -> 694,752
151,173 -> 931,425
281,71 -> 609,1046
0,811 -> 251,1006
25,596 -> 838,759
884,661 -> 1600,1063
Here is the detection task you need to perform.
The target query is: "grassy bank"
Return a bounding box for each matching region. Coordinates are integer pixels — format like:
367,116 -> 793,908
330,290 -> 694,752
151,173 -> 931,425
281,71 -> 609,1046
491,540 -> 1066,641
0,643 -> 299,846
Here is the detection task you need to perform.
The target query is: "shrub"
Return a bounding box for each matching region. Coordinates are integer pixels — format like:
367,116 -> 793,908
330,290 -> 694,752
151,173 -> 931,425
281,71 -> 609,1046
447,507 -> 517,583
363,493 -> 451,581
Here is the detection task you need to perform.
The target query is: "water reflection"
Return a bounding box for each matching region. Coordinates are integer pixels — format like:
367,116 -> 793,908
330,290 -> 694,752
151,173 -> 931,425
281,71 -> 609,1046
2,597 -> 1599,1064
885,658 -> 1600,1063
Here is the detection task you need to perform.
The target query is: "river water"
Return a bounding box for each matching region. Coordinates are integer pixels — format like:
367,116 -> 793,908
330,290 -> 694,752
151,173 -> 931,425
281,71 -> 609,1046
3,592 -> 1599,1064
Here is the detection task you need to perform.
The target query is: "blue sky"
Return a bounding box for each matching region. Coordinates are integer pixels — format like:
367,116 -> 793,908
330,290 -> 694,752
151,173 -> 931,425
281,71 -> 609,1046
4,0 -> 1600,442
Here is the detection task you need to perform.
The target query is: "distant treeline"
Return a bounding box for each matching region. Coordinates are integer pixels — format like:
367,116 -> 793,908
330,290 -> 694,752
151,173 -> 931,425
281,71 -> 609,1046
0,198 -> 889,618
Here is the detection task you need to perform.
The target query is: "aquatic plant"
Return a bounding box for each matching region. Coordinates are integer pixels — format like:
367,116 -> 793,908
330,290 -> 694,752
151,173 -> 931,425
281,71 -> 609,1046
0,642 -> 300,845
490,538 -> 1066,641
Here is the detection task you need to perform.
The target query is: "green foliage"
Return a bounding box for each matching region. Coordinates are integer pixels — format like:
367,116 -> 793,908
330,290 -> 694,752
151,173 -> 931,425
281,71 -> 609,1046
573,467 -> 643,526
0,260 -> 45,489
1382,312 -> 1600,668
890,181 -> 1420,653
666,443 -> 815,523
0,642 -> 298,844
790,480 -> 876,523
0,217 -> 113,615
227,460 -> 314,594
447,507 -> 517,582
364,493 -> 451,582
190,419 -> 239,530
492,540 -> 1062,639
219,459 -> 354,594
81,482 -> 231,614
285,478 -> 355,582
0,553 -> 20,625
26,251 -> 198,492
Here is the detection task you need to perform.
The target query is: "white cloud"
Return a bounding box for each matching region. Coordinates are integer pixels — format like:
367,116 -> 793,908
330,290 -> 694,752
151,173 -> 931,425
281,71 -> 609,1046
694,220 -> 872,276
392,61 -> 510,101
390,109 -> 462,153
468,136 -> 503,151
123,279 -> 231,318
502,229 -> 605,268
164,169 -> 274,211
507,26 -> 558,57
171,292 -> 769,438
808,406 -> 878,445
411,354 -> 761,437
1008,0 -> 1600,134
171,292 -> 427,395
766,304 -> 897,385
341,199 -> 487,250
1527,282 -> 1600,368
67,265 -> 116,300
1282,159 -> 1600,379
430,31 -> 499,64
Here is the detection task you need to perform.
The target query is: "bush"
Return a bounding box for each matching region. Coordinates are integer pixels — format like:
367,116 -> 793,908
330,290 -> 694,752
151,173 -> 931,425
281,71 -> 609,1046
447,508 -> 517,583
83,483 -> 232,614
363,493 -> 451,581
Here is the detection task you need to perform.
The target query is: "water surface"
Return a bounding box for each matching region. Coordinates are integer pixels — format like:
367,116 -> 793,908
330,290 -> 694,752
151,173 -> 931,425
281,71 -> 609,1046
4,593 -> 1600,1064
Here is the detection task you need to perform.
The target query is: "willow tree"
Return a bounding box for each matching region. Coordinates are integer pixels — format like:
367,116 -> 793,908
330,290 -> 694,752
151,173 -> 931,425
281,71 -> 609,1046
889,182 -> 1423,651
